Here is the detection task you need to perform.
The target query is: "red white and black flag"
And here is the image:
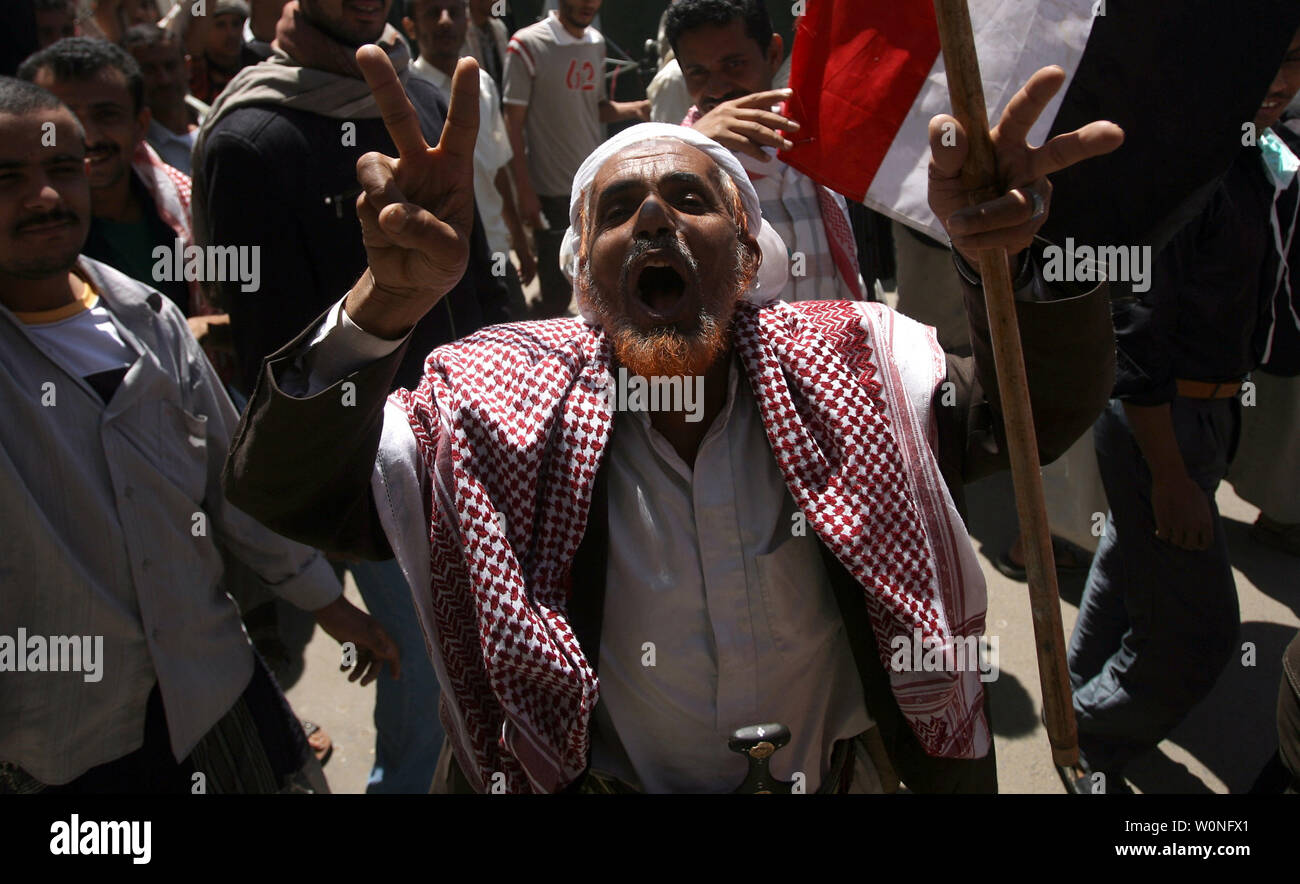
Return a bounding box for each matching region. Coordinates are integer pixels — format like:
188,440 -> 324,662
782,0 -> 1300,250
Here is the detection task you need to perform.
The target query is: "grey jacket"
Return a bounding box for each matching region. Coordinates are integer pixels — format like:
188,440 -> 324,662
0,257 -> 338,785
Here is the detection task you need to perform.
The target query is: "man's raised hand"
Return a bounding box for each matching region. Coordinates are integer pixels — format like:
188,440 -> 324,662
343,48 -> 480,340
928,66 -> 1125,266
692,89 -> 800,161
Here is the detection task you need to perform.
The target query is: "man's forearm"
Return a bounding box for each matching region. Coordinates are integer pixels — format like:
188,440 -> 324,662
944,244 -> 1115,485
1121,401 -> 1190,484
222,300 -> 408,560
598,100 -> 644,123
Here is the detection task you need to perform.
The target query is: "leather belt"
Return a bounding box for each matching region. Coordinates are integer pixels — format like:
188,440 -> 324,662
1176,379 -> 1243,399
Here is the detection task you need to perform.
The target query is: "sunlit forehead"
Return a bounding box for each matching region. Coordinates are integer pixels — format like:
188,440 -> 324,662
0,111 -> 85,165
587,138 -> 734,228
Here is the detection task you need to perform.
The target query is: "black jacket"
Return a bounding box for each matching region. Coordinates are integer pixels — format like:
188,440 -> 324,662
1114,134 -> 1300,403
199,74 -> 508,395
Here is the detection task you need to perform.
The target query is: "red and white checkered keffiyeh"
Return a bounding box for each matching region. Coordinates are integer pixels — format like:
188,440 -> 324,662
393,299 -> 989,793
131,142 -> 209,317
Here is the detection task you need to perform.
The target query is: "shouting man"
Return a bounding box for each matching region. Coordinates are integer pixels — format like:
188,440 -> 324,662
226,53 -> 1123,793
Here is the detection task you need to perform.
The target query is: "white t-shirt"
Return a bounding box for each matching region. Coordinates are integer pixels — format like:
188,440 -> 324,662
412,57 -> 515,258
17,279 -> 137,389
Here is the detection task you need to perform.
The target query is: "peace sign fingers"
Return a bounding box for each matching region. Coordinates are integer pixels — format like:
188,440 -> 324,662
991,65 -> 1126,182
1030,119 -> 1126,180
993,65 -> 1066,149
357,44 -> 431,160
432,56 -> 481,176
343,48 -> 480,341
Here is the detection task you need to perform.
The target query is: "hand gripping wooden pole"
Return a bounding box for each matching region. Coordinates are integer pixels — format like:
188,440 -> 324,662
932,0 -> 1079,771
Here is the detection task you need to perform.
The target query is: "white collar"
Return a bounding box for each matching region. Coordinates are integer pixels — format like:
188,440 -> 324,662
545,11 -> 599,46
411,55 -> 451,91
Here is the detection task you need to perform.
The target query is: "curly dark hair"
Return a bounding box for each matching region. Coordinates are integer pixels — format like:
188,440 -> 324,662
16,37 -> 145,113
664,0 -> 775,58
0,75 -> 73,120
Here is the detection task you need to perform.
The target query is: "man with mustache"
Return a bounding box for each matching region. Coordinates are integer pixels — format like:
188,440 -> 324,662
0,75 -> 394,794
17,37 -> 209,333
665,0 -> 865,303
225,50 -> 1124,792
502,0 -> 649,318
193,0 -> 507,793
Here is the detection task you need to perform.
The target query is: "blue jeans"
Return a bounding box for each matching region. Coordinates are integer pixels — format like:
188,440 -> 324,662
349,558 -> 444,793
1069,399 -> 1241,773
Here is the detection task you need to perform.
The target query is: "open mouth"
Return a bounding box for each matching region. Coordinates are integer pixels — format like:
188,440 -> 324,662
635,260 -> 689,319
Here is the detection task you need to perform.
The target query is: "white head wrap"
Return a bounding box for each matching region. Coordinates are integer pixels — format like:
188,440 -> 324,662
560,122 -> 789,323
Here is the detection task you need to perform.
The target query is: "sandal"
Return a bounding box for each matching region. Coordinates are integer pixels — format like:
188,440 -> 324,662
994,536 -> 1094,582
302,720 -> 333,767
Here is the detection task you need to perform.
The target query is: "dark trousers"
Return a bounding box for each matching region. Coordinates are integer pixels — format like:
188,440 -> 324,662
534,194 -> 574,317
1069,398 -> 1241,773
1278,630 -> 1300,791
501,262 -> 529,322
40,655 -> 309,794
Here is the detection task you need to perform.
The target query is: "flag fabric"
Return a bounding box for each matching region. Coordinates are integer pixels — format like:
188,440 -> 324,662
782,0 -> 1300,251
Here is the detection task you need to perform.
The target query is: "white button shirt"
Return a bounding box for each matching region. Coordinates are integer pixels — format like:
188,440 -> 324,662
591,359 -> 871,793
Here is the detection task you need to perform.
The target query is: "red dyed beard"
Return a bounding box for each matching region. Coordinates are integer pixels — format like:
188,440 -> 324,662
578,233 -> 756,378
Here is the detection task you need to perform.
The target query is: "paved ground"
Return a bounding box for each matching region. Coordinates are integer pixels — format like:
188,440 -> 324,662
973,474 -> 1298,794
278,471 -> 1297,794
274,578 -> 378,795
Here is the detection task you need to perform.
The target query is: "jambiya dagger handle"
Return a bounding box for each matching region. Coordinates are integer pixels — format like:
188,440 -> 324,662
729,723 -> 796,794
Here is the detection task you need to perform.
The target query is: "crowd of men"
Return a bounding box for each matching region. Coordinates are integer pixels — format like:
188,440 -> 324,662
0,0 -> 1296,796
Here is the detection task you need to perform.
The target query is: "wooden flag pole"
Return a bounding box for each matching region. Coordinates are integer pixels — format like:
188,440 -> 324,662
932,0 -> 1080,772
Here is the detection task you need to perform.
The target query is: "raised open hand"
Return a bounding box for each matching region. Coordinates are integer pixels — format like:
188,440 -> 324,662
928,66 -> 1124,265
343,48 -> 480,340
693,89 -> 800,162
